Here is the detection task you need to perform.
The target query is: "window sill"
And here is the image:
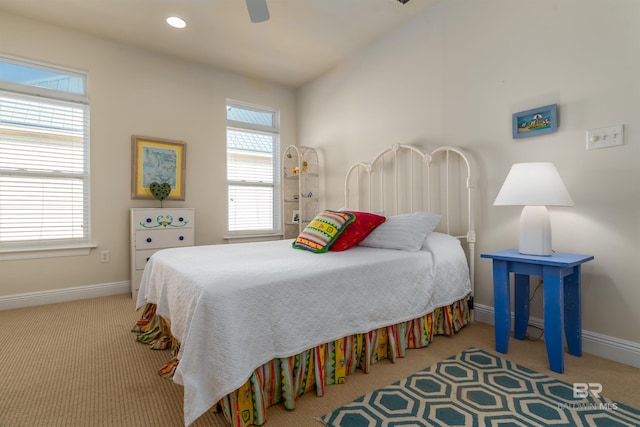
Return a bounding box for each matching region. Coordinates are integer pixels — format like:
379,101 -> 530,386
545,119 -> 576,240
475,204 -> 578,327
224,233 -> 283,244
0,242 -> 98,261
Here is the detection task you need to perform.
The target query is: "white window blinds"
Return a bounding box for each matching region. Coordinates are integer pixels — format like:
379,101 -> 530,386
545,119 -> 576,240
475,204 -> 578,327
0,58 -> 89,247
226,102 -> 280,234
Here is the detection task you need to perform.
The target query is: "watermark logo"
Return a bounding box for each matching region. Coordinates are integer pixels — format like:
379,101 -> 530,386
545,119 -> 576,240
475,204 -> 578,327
573,383 -> 602,399
558,383 -> 619,411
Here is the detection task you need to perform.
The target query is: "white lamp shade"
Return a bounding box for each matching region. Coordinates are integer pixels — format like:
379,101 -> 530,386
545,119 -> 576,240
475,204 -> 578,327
494,162 -> 573,256
493,162 -> 574,207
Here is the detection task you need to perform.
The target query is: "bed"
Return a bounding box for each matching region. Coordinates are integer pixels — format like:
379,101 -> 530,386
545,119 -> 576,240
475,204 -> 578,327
133,144 -> 476,427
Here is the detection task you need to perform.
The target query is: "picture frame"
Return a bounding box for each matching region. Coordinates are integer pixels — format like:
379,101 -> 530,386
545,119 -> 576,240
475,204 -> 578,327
131,135 -> 186,200
292,210 -> 300,223
512,104 -> 558,139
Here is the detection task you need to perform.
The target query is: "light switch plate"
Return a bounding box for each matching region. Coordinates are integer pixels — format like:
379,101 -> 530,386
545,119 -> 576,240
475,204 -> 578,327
586,125 -> 624,150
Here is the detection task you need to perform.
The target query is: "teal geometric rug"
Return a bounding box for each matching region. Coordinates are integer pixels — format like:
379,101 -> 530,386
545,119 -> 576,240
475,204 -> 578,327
319,347 -> 640,426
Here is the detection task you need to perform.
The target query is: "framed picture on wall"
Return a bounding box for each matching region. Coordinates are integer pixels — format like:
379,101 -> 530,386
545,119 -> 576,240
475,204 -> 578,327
512,104 -> 558,139
131,135 -> 186,200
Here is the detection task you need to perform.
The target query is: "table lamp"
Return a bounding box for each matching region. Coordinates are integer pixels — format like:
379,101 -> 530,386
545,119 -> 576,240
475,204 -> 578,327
494,162 -> 574,256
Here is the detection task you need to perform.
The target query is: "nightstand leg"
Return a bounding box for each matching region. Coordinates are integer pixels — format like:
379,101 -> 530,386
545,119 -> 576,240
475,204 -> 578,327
543,267 -> 564,373
564,266 -> 582,357
493,260 -> 510,354
513,274 -> 530,340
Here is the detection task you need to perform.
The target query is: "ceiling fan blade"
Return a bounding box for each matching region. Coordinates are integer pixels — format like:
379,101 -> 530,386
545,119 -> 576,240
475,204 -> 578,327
246,0 -> 270,23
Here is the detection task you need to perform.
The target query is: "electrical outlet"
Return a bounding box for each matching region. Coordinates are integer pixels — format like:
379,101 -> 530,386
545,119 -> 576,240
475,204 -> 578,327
586,125 -> 624,150
100,250 -> 110,263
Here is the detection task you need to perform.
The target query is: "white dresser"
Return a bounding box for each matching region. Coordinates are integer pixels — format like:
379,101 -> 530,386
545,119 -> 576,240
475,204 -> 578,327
130,208 -> 195,300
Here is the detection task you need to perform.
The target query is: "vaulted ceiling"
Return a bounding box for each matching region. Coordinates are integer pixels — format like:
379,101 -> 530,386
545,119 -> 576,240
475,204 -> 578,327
0,0 -> 438,87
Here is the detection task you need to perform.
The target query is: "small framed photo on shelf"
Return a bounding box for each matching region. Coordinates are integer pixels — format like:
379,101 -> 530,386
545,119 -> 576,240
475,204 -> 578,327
292,210 -> 300,223
512,104 -> 558,139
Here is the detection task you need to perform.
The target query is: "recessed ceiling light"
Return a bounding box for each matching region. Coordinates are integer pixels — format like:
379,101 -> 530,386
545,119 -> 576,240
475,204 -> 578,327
166,16 -> 187,29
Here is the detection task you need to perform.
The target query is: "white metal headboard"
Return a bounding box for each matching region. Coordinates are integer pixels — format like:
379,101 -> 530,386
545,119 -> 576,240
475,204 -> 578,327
343,144 -> 476,305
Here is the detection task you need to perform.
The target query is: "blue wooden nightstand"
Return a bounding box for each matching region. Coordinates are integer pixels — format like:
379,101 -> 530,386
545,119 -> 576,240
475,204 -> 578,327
481,249 -> 594,373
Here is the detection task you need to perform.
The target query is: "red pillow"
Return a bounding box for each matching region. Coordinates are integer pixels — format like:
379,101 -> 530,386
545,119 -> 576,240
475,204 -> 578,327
329,211 -> 386,251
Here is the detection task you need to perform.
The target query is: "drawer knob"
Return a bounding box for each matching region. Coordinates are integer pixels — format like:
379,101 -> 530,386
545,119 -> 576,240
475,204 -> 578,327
146,237 -> 152,243
179,236 -> 184,241
179,217 -> 184,222
146,218 -> 152,223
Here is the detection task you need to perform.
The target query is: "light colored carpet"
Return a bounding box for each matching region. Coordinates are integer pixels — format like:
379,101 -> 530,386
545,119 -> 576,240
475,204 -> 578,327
0,294 -> 638,427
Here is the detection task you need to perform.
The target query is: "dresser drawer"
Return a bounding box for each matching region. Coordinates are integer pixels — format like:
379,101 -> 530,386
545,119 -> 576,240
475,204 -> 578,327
135,228 -> 194,249
133,209 -> 194,231
135,249 -> 160,270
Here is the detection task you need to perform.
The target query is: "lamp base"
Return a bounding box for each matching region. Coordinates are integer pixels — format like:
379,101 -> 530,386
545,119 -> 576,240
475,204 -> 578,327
519,205 -> 552,256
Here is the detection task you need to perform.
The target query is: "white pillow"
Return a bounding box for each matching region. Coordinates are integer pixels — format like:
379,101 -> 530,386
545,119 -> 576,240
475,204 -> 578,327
421,232 -> 462,253
358,211 -> 441,251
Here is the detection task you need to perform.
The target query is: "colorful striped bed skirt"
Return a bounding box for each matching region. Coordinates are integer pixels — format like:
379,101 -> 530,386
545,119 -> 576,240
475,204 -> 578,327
132,296 -> 470,427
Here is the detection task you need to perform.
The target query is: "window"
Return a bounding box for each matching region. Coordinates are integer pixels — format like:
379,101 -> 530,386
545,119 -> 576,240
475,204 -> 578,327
0,56 -> 90,256
226,101 -> 280,236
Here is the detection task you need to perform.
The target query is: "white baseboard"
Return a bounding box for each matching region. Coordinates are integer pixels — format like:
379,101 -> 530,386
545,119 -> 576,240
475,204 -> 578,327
474,303 -> 640,369
0,281 -> 131,311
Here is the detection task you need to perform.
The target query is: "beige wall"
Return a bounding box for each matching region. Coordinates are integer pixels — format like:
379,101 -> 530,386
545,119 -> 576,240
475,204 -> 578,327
0,13 -> 296,296
298,0 -> 640,344
2,1 -> 638,348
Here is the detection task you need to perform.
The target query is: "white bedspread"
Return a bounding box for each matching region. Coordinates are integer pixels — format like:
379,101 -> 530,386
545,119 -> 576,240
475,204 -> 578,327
136,233 -> 471,426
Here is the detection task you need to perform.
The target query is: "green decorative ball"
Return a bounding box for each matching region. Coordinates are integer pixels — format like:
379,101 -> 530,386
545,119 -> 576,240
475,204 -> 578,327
149,182 -> 171,201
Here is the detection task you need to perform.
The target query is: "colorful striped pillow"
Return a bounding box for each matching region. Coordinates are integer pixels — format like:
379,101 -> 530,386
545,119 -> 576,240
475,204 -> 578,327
292,210 -> 355,253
